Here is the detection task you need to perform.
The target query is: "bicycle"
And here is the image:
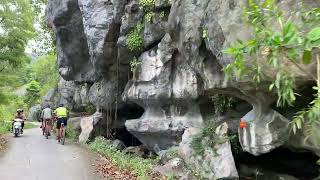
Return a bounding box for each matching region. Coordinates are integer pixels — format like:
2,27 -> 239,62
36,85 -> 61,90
44,120 -> 51,139
58,122 -> 66,145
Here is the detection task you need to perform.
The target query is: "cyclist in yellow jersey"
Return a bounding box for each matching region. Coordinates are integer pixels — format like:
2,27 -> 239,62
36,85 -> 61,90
54,104 -> 69,140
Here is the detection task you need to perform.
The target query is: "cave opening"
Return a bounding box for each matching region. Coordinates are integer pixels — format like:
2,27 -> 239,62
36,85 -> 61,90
109,127 -> 142,147
235,147 -> 320,179
107,103 -> 145,147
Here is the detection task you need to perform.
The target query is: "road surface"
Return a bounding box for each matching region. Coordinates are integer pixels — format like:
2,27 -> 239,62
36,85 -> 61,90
0,127 -> 102,180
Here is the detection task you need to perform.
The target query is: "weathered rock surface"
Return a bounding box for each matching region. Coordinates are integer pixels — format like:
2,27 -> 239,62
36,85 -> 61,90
112,139 -> 126,151
179,123 -> 238,179
68,117 -> 82,136
154,158 -> 191,179
28,105 -> 42,122
239,109 -> 290,156
46,0 -> 96,82
79,112 -> 114,143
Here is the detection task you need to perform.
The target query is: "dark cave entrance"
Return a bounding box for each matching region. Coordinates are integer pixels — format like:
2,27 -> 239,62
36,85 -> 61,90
109,127 -> 142,147
107,103 -> 144,147
234,147 -> 320,179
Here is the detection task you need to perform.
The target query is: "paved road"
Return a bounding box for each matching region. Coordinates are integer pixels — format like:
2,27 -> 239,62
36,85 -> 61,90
0,127 -> 102,180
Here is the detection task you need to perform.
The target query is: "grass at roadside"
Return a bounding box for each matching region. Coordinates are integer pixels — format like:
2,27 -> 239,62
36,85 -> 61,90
0,121 -> 11,134
88,136 -> 159,180
0,121 -> 37,134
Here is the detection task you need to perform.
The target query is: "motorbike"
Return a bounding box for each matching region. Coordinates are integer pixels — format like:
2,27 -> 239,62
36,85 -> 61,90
13,118 -> 23,137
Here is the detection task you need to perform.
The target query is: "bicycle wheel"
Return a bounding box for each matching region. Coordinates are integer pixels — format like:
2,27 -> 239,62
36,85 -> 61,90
45,122 -> 48,139
42,123 -> 45,136
60,124 -> 65,145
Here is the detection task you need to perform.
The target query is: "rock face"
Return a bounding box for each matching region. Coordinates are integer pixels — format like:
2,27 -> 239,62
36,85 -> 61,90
28,105 -> 42,121
45,0 -> 320,177
239,109 -> 290,156
79,112 -> 113,143
179,123 -> 238,179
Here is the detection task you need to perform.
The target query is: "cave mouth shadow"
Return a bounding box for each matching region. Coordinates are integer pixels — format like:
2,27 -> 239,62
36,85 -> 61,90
104,103 -> 145,147
109,127 -> 142,147
235,147 -> 320,179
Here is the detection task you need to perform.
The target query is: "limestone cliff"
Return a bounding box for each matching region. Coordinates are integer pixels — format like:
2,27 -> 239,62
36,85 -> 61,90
44,0 -> 320,179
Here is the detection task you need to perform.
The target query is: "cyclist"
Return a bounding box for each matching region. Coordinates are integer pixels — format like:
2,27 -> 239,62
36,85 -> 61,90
41,104 -> 53,136
12,109 -> 26,133
54,104 -> 69,140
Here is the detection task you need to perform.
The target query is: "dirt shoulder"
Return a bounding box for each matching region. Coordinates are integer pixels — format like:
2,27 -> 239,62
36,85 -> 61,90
0,134 -> 8,152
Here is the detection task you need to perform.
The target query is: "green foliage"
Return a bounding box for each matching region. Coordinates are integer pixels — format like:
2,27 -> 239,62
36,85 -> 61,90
139,0 -> 155,10
160,11 -> 165,19
211,94 -> 235,115
269,71 -> 296,106
191,122 -> 229,156
291,87 -> 320,137
0,0 -> 55,122
145,12 -> 155,23
66,124 -> 78,141
127,23 -> 144,51
0,0 -> 36,66
0,121 -> 11,134
229,133 -> 242,156
0,95 -> 27,121
184,161 -> 208,180
202,29 -> 208,39
223,1 -> 320,106
223,1 -> 320,140
88,137 -> 158,179
165,147 -> 178,158
30,53 -> 59,96
24,80 -> 41,107
166,172 -> 178,180
130,57 -> 141,72
84,104 -> 96,114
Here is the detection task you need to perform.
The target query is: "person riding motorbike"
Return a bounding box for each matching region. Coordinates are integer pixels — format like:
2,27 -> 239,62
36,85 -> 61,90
54,104 -> 69,140
12,109 -> 26,133
41,104 -> 53,136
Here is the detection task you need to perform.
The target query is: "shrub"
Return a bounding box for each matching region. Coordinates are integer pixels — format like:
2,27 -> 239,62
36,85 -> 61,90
139,0 -> 155,9
145,12 -> 155,23
191,122 -> 229,156
66,124 -> 78,141
127,23 -> 144,51
0,121 -> 11,134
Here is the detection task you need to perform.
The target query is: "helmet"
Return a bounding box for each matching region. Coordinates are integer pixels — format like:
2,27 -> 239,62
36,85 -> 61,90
17,109 -> 23,113
59,103 -> 64,107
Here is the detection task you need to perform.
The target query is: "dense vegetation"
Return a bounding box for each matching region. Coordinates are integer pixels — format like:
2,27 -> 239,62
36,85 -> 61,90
0,0 -> 57,123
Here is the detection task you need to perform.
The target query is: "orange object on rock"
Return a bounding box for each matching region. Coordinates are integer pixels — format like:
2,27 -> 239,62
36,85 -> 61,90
239,119 -> 247,129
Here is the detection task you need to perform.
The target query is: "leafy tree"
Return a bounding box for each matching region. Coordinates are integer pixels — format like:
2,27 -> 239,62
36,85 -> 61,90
30,53 -> 59,96
0,0 -> 52,122
24,80 -> 41,107
0,0 -> 36,66
223,1 -> 320,138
